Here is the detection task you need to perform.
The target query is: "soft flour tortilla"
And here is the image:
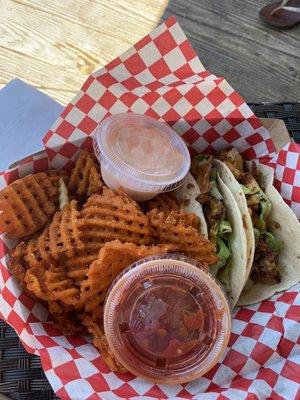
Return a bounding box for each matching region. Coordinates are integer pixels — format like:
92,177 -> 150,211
174,173 -> 208,237
214,159 -> 255,285
238,163 -> 300,305
175,171 -> 248,308
217,174 -> 248,308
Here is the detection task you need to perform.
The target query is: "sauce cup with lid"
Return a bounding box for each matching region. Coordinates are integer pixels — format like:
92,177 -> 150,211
104,253 -> 231,384
93,113 -> 191,201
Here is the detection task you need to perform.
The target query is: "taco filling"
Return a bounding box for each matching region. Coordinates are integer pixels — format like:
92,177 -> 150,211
191,155 -> 232,284
217,148 -> 283,284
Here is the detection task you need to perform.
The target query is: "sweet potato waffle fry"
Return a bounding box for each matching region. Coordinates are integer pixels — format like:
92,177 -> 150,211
9,200 -> 85,309
8,242 -> 28,287
63,237 -> 107,290
63,188 -> 155,289
24,263 -> 84,309
80,313 -> 126,372
0,172 -> 67,239
47,200 -> 83,259
147,195 -> 199,228
48,300 -> 65,314
24,200 -> 83,266
81,188 -> 154,246
69,150 -> 103,197
5,149 -> 223,374
64,240 -> 100,279
147,193 -> 179,213
148,209 -> 218,266
22,240 -> 75,309
81,240 -> 175,318
46,170 -> 69,186
52,311 -> 88,335
168,209 -> 200,229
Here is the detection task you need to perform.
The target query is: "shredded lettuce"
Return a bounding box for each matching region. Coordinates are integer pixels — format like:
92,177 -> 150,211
217,262 -> 231,292
241,184 -> 252,195
211,168 -> 217,180
217,237 -> 231,265
210,169 -> 223,200
212,217 -> 232,275
218,220 -> 232,235
254,228 -> 260,245
264,232 -> 283,252
210,182 -> 223,200
258,190 -> 272,232
195,154 -> 209,166
196,154 -> 208,162
241,184 -> 259,195
211,237 -> 231,274
240,183 -> 253,195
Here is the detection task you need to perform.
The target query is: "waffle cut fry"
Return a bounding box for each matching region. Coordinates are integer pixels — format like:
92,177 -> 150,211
147,194 -> 199,228
46,170 -> 69,186
0,172 -> 66,238
69,150 -> 103,197
51,310 -> 89,335
24,262 -> 84,309
147,193 -> 179,213
9,242 -> 30,288
81,187 -> 154,246
64,188 -> 155,282
46,200 -> 83,259
81,240 -> 175,319
8,200 -> 85,308
9,242 -> 59,303
25,200 -> 84,264
21,205 -> 84,308
171,209 -> 200,229
80,313 -> 126,372
63,236 -> 110,292
148,209 -> 218,266
64,239 -> 101,285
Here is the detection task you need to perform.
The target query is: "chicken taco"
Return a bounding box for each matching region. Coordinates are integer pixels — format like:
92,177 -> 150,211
216,148 -> 300,305
189,155 -> 248,307
174,173 -> 208,237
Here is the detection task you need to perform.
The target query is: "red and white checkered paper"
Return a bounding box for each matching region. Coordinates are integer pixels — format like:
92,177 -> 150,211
1,16 -> 300,400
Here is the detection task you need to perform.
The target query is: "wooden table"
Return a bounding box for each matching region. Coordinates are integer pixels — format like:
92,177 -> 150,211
163,0 -> 300,102
1,0 -> 299,106
0,0 -> 166,105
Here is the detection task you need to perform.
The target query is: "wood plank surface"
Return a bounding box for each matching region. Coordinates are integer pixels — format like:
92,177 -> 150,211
1,0 -> 299,105
162,0 -> 300,102
0,0 -> 166,105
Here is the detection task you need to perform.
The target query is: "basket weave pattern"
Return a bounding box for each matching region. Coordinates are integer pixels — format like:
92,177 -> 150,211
0,102 -> 299,400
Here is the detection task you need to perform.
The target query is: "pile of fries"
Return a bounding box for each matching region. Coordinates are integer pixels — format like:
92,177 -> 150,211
1,151 -> 218,371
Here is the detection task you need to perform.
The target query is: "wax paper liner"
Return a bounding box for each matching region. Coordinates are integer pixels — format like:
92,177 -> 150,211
1,16 -> 300,400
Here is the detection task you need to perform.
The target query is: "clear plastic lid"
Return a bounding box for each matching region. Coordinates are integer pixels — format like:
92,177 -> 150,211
93,113 -> 191,192
104,254 -> 231,384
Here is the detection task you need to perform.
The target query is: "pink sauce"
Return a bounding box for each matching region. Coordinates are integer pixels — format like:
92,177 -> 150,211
93,113 -> 190,201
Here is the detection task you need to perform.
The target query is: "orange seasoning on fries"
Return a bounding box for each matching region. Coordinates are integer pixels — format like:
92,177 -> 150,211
104,254 -> 231,384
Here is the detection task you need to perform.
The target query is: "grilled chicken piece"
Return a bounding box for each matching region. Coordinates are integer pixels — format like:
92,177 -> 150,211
250,238 -> 280,284
191,156 -> 213,194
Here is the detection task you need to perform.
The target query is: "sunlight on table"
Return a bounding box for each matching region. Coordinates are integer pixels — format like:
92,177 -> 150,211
0,0 -> 167,105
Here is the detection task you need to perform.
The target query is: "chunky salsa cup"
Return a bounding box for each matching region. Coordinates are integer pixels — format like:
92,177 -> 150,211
104,254 -> 231,384
93,113 -> 191,201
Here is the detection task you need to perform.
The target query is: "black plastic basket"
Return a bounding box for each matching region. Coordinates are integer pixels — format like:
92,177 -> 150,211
0,102 -> 299,400
248,102 -> 300,144
0,320 -> 60,400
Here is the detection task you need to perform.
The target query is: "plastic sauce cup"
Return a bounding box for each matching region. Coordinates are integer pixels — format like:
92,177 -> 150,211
93,113 -> 191,201
104,254 -> 231,384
